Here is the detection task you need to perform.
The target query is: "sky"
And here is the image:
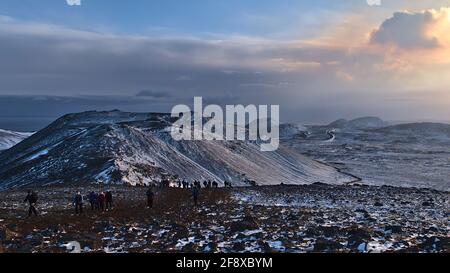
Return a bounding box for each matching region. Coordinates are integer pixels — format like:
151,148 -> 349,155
0,0 -> 450,129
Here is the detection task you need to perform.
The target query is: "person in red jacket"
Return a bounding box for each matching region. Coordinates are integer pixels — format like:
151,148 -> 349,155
97,192 -> 106,211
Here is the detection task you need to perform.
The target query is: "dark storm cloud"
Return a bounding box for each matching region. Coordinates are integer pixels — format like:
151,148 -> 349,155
0,18 -> 348,97
135,90 -> 171,99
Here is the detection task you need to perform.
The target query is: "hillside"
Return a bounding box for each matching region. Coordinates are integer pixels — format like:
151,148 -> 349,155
327,117 -> 388,130
0,129 -> 33,150
0,111 -> 352,190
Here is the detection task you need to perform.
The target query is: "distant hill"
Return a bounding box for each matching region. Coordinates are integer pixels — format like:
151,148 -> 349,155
373,122 -> 450,138
327,117 -> 388,129
327,119 -> 348,128
0,111 -> 352,190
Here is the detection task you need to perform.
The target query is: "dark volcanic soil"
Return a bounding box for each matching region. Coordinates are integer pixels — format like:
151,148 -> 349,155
0,184 -> 448,253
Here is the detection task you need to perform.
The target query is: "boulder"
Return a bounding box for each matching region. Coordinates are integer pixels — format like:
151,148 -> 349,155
385,225 -> 403,234
313,239 -> 342,252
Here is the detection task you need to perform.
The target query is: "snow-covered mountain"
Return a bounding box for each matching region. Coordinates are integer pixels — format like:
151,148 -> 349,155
0,111 -> 352,190
0,129 -> 33,150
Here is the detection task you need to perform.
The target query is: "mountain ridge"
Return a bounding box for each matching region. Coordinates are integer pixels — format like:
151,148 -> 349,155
0,110 -> 352,190
327,116 -> 388,129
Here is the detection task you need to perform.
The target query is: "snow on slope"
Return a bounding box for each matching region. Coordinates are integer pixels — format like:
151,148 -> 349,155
0,129 -> 33,150
283,120 -> 450,191
0,111 -> 353,190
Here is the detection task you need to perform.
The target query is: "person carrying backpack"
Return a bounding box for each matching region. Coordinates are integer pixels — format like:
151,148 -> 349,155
73,192 -> 83,214
24,190 -> 38,217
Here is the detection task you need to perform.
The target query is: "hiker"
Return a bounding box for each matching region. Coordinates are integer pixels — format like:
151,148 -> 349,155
105,191 -> 113,210
178,180 -> 182,188
208,181 -> 212,188
212,181 -> 218,188
146,187 -> 154,208
192,186 -> 199,206
97,192 -> 106,211
24,190 -> 38,217
73,192 -> 83,214
203,181 -> 208,188
88,191 -> 97,210
161,180 -> 170,188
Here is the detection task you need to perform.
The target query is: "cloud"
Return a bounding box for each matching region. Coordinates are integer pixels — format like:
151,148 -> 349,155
66,0 -> 81,6
0,14 -> 449,123
176,75 -> 192,81
335,70 -> 354,83
370,8 -> 450,49
136,90 -> 171,98
0,17 -> 343,100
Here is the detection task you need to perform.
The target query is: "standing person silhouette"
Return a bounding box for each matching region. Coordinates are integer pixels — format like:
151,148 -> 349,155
192,186 -> 199,207
146,187 -> 154,208
24,190 -> 38,217
105,191 -> 113,210
73,192 -> 83,214
97,192 -> 106,211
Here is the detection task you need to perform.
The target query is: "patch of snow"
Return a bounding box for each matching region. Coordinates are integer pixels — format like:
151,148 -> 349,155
25,149 -> 49,161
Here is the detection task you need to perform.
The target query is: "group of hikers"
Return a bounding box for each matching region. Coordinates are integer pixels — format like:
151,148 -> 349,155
73,191 -> 114,214
23,179 -> 229,217
175,179 -> 230,189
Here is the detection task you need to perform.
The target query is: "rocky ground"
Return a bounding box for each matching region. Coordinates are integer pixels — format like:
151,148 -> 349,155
0,184 -> 448,253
